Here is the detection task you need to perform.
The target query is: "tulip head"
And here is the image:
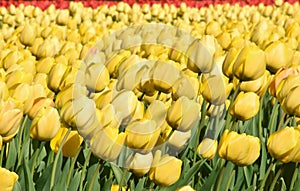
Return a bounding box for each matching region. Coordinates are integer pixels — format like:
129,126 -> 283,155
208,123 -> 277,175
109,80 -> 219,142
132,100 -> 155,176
197,138 -> 218,160
0,167 -> 18,191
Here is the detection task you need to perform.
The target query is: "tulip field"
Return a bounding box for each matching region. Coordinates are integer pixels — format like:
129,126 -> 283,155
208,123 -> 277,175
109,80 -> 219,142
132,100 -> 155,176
1,0 -> 300,190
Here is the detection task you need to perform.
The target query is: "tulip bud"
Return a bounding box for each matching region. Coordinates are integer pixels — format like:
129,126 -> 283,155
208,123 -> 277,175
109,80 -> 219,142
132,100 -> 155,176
85,62 -> 110,92
3,50 -> 24,70
5,69 -> 33,89
125,119 -> 160,152
218,130 -> 260,166
282,86 -> 300,117
20,24 -> 36,46
265,41 -> 294,73
36,57 -> 55,74
168,130 -> 191,150
201,74 -> 227,105
172,76 -> 198,100
127,152 -> 153,177
149,151 -> 182,187
0,167 -> 18,191
105,50 -> 131,77
167,96 -> 200,132
222,48 -> 240,79
144,100 -> 166,128
50,126 -> 83,157
197,138 -> 218,160
267,126 -> 300,163
0,100 -> 23,142
276,75 -> 300,103
47,63 -> 68,92
0,82 -> 9,100
111,90 -> 139,125
186,39 -> 214,73
30,106 -> 60,141
205,21 -> 222,37
61,96 -> 96,129
230,92 -> 260,121
110,185 -> 127,191
56,10 -> 69,25
90,127 -> 126,162
233,45 -> 266,81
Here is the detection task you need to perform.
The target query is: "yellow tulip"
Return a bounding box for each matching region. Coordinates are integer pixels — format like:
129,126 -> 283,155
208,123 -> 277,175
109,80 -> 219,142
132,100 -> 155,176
205,20 -> 222,36
110,184 -> 128,191
232,45 -> 266,81
197,138 -> 218,160
201,74 -> 227,105
176,185 -> 195,191
36,38 -> 60,58
61,95 -> 96,129
267,127 -> 300,163
186,39 -> 214,73
0,167 -> 18,191
125,119 -> 160,152
218,130 -> 260,166
105,50 -> 131,77
230,92 -> 260,121
150,61 -> 181,93
50,126 -> 83,157
5,69 -> 33,89
172,76 -> 198,100
19,24 -> 36,46
282,86 -> 300,117
167,96 -> 200,132
55,83 -> 88,109
111,90 -> 139,125
168,130 -> 191,150
85,62 -> 110,92
47,63 -> 68,92
56,10 -> 69,25
144,100 -> 166,128
90,127 -> 126,162
265,41 -> 294,73
36,57 -> 55,74
2,50 -> 23,70
94,90 -> 113,110
127,152 -> 153,177
149,151 -> 182,187
30,106 -> 60,141
0,81 -> 9,100
276,75 -> 300,103
0,100 -> 23,142
222,48 -> 240,79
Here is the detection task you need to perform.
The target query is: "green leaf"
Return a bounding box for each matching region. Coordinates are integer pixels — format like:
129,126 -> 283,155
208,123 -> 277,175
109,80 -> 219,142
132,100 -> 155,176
23,157 -> 35,191
54,158 -> 71,191
6,138 -> 18,170
102,177 -> 113,191
35,163 -> 53,191
201,159 -> 224,190
13,181 -> 22,191
111,164 -> 131,184
135,177 -> 146,191
67,171 -> 82,191
86,163 -> 101,191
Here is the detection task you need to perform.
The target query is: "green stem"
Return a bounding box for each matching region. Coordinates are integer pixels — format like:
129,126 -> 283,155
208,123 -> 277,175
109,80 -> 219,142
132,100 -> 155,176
215,162 -> 226,191
225,169 -> 235,191
270,164 -> 284,191
50,128 -> 71,191
225,81 -> 241,130
119,168 -> 128,191
289,163 -> 298,191
30,142 -> 46,176
259,160 -> 275,191
66,148 -> 81,188
17,115 -> 28,168
79,149 -> 92,191
0,143 -> 5,166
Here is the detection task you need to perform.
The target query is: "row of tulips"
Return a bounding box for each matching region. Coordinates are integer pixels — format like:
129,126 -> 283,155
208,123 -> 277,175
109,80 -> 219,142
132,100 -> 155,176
0,0 -> 300,190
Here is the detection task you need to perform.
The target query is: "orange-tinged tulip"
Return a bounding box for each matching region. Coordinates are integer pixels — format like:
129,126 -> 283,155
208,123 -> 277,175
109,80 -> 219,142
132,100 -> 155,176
50,126 -> 83,157
28,98 -> 54,119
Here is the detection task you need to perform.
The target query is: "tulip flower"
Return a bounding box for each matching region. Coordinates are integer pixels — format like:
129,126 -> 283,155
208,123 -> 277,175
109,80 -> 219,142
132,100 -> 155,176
222,48 -> 240,79
127,152 -> 153,177
5,69 -> 33,89
267,126 -> 300,163
149,151 -> 182,187
144,100 -> 166,128
230,92 -> 260,121
265,41 -> 294,73
168,130 -> 191,150
0,100 -> 23,142
218,130 -> 260,166
197,138 -> 218,160
232,45 -> 266,81
0,167 -> 18,191
172,75 -> 198,100
276,75 -> 300,103
50,126 -> 83,157
85,62 -> 110,92
90,127 -> 126,162
281,86 -> 300,117
36,57 -> 55,74
105,50 -> 131,77
125,119 -> 160,152
61,95 -> 96,129
47,63 -> 68,92
167,96 -> 200,132
19,24 -> 36,46
94,90 -> 113,110
150,61 -> 181,93
56,10 -> 69,25
110,184 -> 127,191
36,37 -> 60,58
201,74 -> 227,105
2,50 -> 23,70
0,81 -> 9,100
176,185 -> 195,191
30,106 -> 60,141
111,90 -> 139,125
28,98 -> 55,119
186,38 -> 214,74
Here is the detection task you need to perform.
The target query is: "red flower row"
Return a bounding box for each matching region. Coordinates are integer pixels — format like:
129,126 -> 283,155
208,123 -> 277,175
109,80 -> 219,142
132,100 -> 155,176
0,0 -> 298,10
